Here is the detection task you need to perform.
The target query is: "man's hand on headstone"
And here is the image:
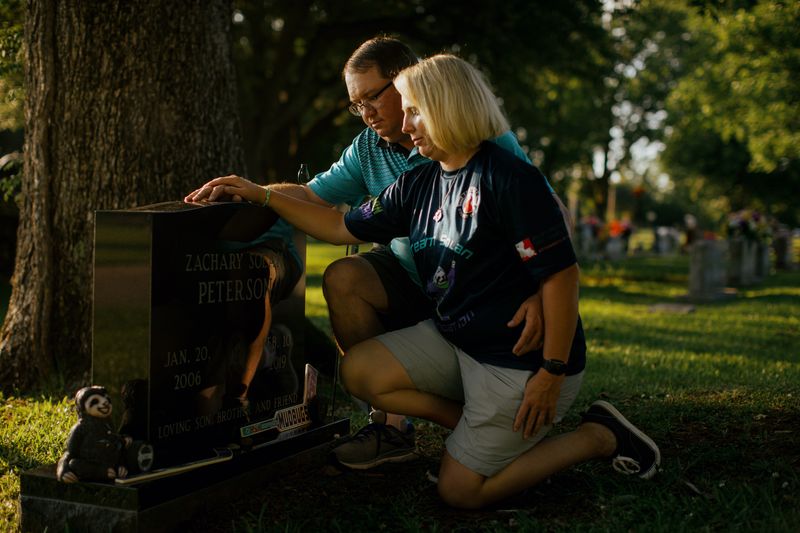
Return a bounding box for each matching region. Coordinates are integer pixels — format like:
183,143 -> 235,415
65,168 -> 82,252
508,290 -> 544,355
184,175 -> 265,205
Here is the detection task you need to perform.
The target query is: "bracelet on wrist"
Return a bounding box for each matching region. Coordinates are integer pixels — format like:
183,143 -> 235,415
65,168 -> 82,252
261,187 -> 271,207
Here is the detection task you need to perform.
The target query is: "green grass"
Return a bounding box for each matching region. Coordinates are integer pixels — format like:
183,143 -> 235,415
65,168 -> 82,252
304,239 -> 348,337
1,243 -> 799,531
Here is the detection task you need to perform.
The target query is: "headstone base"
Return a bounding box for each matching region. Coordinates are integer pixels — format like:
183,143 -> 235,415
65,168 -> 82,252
20,418 -> 349,533
679,288 -> 738,304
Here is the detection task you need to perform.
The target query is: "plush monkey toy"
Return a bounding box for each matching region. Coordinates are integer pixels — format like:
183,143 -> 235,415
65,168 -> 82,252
57,386 -> 132,483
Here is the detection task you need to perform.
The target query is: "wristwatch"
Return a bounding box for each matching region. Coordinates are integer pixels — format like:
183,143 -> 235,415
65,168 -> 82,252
542,359 -> 568,376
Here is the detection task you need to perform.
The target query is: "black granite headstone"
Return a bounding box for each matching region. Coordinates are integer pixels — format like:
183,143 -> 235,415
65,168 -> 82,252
20,201 -> 349,531
92,201 -> 308,467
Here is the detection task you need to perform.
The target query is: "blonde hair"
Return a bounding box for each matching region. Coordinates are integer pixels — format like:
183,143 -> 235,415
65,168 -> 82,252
394,54 -> 509,154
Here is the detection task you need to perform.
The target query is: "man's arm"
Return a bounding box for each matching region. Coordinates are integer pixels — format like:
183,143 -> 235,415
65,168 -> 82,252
269,183 -> 335,207
187,175 -> 361,245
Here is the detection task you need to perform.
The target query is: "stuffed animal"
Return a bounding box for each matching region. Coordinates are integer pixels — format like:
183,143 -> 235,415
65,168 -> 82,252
57,386 -> 132,483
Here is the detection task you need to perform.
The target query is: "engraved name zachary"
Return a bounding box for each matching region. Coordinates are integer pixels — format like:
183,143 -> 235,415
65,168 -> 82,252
185,253 -> 269,304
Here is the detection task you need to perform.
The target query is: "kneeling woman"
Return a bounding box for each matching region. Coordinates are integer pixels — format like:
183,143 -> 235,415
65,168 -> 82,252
186,54 -> 659,509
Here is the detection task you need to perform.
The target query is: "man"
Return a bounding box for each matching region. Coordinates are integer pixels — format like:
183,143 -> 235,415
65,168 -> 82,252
223,37 -> 563,469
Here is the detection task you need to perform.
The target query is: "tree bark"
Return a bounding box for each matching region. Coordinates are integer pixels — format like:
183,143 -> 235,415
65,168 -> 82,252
1,0 -> 244,391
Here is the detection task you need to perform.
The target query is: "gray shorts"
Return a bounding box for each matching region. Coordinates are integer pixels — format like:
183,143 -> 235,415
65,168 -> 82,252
376,319 -> 584,477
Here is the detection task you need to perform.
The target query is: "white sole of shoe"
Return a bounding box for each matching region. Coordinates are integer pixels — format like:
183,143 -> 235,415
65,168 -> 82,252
593,400 -> 661,479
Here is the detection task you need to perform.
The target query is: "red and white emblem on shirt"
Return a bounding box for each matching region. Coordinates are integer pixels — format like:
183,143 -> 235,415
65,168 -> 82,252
458,187 -> 480,219
515,238 -> 537,261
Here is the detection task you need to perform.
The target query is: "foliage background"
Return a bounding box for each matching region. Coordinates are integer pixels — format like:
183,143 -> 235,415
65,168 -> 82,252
3,0 -> 798,236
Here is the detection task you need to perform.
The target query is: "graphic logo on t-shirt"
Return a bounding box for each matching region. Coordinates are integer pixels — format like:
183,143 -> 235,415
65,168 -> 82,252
359,198 -> 383,219
426,260 -> 457,301
456,187 -> 480,219
515,238 -> 537,262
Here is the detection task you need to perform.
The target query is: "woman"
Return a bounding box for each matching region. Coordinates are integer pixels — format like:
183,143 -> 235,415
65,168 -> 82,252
186,54 -> 659,509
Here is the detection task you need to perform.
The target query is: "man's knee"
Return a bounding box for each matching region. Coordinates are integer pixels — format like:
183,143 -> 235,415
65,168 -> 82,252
323,257 -> 364,298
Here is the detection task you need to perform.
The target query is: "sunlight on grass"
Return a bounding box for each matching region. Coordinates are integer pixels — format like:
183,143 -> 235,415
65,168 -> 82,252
0,394 -> 74,532
1,245 -> 799,530
304,240 -> 349,337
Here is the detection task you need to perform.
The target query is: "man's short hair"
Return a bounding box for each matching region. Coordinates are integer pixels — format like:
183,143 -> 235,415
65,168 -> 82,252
344,36 -> 418,79
394,54 -> 509,154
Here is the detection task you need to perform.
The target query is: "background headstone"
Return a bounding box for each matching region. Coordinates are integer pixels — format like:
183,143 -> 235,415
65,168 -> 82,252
754,241 -> 771,282
655,226 -> 680,255
688,240 -> 729,301
605,236 -> 625,261
773,227 -> 795,270
727,237 -> 757,286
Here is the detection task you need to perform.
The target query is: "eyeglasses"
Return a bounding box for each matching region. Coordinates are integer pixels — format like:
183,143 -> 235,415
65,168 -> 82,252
348,82 -> 394,116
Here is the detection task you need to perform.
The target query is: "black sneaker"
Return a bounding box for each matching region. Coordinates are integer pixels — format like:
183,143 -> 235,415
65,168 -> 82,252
581,400 -> 661,479
333,422 -> 417,470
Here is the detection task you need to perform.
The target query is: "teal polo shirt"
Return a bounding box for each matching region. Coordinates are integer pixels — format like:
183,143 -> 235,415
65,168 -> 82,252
308,127 -> 550,286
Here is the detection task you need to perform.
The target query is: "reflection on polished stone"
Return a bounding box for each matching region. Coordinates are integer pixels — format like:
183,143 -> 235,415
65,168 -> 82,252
93,201 -> 306,468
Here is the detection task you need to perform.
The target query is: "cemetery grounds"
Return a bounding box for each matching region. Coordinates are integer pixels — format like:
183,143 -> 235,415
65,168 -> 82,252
1,239 -> 799,532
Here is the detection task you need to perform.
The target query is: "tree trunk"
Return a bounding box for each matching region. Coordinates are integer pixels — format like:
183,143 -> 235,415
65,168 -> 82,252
0,0 -> 244,391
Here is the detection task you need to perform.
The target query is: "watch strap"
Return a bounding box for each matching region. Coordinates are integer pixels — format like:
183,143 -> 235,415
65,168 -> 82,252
542,359 -> 568,376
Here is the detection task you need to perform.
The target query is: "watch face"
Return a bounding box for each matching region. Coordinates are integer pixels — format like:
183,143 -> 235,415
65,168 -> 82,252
543,359 -> 567,375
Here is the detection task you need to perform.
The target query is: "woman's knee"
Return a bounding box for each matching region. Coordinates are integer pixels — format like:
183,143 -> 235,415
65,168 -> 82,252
437,470 -> 484,509
339,342 -> 381,399
339,346 -> 362,396
340,340 -> 412,402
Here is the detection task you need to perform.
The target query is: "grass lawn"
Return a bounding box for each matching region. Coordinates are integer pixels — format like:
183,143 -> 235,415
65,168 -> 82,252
1,243 -> 799,531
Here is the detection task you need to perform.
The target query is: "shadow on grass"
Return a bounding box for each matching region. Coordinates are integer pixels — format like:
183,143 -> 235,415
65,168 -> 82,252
305,273 -> 323,291
584,315 -> 798,367
187,393 -> 800,532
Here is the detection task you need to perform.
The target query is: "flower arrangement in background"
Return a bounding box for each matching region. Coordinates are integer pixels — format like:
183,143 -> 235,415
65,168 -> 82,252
607,219 -> 633,239
726,210 -> 772,243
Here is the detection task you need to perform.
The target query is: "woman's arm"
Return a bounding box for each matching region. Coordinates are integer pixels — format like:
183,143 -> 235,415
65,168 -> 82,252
540,263 -> 579,365
185,175 -> 363,245
513,263 -> 579,438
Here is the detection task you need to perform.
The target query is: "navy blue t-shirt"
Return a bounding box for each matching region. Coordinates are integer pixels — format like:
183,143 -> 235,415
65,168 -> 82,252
344,142 -> 585,374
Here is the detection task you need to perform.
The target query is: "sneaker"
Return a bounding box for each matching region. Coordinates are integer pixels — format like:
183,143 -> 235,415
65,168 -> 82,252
333,422 -> 417,470
581,400 -> 661,479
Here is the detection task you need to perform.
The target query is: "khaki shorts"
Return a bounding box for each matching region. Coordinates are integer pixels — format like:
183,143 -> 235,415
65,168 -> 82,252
376,319 -> 584,477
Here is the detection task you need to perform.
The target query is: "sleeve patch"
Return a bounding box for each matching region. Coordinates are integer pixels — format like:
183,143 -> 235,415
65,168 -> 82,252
359,197 -> 384,219
515,238 -> 537,261
516,226 -> 569,263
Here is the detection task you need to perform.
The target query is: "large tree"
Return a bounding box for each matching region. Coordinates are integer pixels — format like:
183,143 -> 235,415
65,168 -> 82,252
230,0 -> 610,184
663,0 -> 800,224
0,1 -> 245,390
